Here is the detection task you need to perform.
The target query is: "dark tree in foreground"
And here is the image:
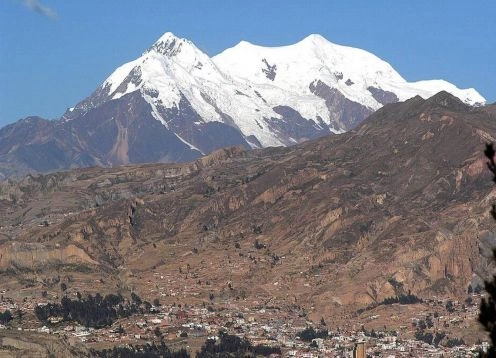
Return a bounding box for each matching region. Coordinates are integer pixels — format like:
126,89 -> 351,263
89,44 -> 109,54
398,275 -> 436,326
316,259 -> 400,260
33,292 -> 147,328
0,310 -> 13,324
296,327 -> 328,342
196,330 -> 281,357
92,342 -> 189,358
479,143 -> 496,356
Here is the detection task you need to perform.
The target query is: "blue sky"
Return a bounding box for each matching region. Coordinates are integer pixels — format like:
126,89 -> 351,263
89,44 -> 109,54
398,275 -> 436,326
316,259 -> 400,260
0,0 -> 495,127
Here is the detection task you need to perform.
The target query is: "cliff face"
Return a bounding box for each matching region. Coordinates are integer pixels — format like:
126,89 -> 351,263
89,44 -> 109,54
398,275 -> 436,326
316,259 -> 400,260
0,93 -> 495,317
0,243 -> 98,270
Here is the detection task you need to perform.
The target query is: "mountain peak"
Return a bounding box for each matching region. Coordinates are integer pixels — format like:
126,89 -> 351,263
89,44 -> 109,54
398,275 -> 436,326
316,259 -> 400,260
424,90 -> 469,111
299,33 -> 330,45
227,34 -> 332,52
155,31 -> 181,43
146,32 -> 192,57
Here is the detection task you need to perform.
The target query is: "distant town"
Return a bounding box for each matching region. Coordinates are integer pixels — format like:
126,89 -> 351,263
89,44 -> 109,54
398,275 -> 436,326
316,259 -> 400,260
0,277 -> 489,357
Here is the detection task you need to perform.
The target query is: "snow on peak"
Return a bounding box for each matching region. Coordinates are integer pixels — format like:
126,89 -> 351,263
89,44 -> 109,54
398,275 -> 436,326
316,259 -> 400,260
145,32 -> 194,58
213,34 -> 403,110
299,33 -> 329,45
155,31 -> 181,43
213,34 -> 485,108
102,31 -> 226,104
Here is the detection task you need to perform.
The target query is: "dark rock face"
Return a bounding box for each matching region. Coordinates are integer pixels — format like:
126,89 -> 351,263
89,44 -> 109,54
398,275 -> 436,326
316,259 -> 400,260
483,104 -> 496,117
367,86 -> 399,105
254,90 -> 267,104
155,94 -> 251,154
192,122 -> 252,154
309,80 -> 373,130
245,135 -> 262,148
14,141 -> 78,172
261,58 -> 277,81
265,106 -> 330,145
67,92 -> 201,164
0,93 -> 203,178
0,86 -> 252,178
112,67 -> 143,97
0,117 -> 55,154
0,117 -> 93,178
147,37 -> 183,57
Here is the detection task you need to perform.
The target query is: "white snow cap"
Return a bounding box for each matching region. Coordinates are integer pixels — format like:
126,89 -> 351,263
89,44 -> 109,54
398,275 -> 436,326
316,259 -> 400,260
213,33 -> 485,107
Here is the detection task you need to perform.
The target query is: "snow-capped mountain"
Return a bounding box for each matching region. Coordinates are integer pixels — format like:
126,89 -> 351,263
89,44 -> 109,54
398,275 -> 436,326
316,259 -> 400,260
214,34 -> 484,117
0,32 -> 486,178
64,32 -> 484,148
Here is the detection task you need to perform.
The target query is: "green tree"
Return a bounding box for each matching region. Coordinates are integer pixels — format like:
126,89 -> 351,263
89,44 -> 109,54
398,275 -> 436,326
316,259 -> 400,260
0,310 -> 13,324
154,326 -> 162,337
116,324 -> 125,334
131,292 -> 142,305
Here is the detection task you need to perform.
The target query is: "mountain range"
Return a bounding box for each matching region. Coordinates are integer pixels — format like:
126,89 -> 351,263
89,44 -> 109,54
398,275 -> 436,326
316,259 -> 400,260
1,92 -> 495,340
0,32 -> 486,179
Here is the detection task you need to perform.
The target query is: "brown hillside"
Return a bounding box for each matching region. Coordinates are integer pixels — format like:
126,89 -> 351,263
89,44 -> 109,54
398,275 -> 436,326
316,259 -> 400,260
1,92 -> 495,324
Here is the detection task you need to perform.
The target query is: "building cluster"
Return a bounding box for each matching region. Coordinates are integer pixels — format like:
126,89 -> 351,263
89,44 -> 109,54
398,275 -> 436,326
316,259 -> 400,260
0,288 -> 490,357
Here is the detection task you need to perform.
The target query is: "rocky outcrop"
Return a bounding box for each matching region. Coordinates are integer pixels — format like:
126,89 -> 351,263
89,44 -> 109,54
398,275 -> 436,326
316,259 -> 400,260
310,80 -> 374,130
0,243 -> 98,270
